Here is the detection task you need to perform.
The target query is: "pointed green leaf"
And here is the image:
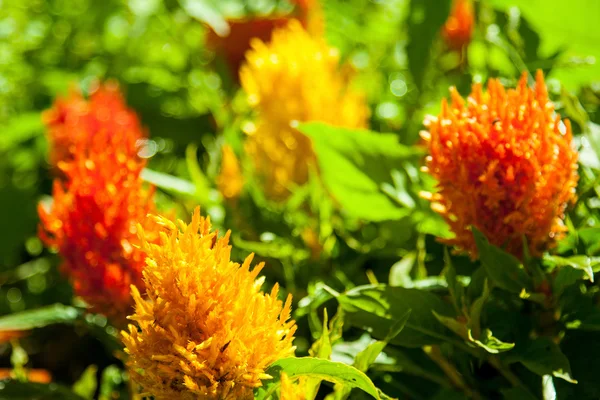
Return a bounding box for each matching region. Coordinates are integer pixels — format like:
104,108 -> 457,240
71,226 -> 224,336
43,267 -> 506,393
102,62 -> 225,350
544,255 -> 598,282
467,329 -> 515,354
140,168 -> 196,196
299,122 -> 421,222
337,284 -> 455,347
72,365 -> 97,400
255,357 -> 381,400
472,227 -> 533,294
407,0 -> 452,89
0,304 -> 81,332
506,338 -> 577,384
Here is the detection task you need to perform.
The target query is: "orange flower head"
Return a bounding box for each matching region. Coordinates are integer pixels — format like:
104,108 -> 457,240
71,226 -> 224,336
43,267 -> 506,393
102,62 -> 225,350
422,71 -> 578,259
217,144 -> 244,201
240,20 -> 368,200
38,127 -> 158,320
122,208 -> 297,400
43,82 -> 143,167
442,0 -> 474,51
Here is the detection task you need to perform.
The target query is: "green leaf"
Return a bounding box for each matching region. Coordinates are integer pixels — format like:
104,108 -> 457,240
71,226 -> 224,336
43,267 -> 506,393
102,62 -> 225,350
472,227 -> 533,294
544,255 -> 598,282
299,122 -> 421,222
255,357 -> 381,400
489,0 -> 600,89
98,365 -> 125,400
72,365 -> 98,400
467,329 -> 515,354
389,252 -> 416,287
354,311 -> 411,372
443,249 -> 465,315
140,168 -> 196,196
0,381 -> 86,400
0,113 -> 44,152
327,312 -> 410,400
406,0 -> 451,89
506,338 -> 577,384
0,304 -> 81,332
469,279 -> 491,339
337,284 -> 455,347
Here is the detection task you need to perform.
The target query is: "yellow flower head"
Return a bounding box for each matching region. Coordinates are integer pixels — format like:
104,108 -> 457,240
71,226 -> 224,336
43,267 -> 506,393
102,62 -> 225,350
217,145 -> 244,201
240,20 -> 369,200
280,372 -> 307,400
122,208 -> 297,400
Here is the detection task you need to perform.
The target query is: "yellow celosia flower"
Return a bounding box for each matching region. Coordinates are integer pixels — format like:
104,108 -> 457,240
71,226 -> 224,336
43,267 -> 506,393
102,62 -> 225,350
280,372 -> 307,400
121,208 -> 297,400
240,20 -> 369,200
217,145 -> 244,201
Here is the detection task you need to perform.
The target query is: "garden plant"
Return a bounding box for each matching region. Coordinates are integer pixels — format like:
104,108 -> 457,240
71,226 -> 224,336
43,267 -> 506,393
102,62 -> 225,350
1,0 -> 600,399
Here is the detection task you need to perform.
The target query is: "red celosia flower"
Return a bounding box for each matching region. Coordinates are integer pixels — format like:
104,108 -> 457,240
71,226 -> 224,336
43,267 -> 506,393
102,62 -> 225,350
206,0 -> 319,76
43,82 -> 143,168
422,71 -> 578,259
442,0 -> 474,51
39,85 -> 158,320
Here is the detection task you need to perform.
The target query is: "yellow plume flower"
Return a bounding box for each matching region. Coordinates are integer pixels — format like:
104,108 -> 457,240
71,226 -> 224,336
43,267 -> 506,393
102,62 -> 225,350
240,20 -> 369,200
217,145 -> 244,201
121,208 -> 297,400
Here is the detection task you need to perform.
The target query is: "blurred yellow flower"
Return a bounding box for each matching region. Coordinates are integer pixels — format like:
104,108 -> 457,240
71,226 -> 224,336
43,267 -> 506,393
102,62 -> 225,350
280,372 -> 307,400
122,208 -> 297,400
240,20 -> 369,200
217,144 -> 244,201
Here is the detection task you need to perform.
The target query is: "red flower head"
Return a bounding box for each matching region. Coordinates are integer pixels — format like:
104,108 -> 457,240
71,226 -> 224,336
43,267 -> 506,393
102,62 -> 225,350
43,82 -> 143,168
422,71 -> 578,259
442,0 -> 474,51
39,84 -> 158,320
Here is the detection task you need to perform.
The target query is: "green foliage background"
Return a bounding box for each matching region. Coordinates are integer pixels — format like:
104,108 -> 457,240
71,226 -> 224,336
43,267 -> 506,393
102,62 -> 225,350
1,0 -> 600,399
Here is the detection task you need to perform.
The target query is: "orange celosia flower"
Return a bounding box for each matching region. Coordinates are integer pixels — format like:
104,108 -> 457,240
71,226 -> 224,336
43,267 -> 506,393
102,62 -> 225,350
122,208 -> 297,400
206,0 -> 321,76
442,0 -> 474,51
217,144 -> 244,201
39,87 -> 157,319
43,82 -> 143,167
422,71 -> 578,259
280,372 -> 307,400
240,20 -> 368,200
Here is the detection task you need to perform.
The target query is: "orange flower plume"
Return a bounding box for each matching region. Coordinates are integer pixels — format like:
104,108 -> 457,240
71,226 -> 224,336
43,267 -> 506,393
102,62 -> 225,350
43,82 -> 143,167
422,71 -> 578,259
442,0 -> 474,51
122,208 -> 296,399
39,84 -> 157,320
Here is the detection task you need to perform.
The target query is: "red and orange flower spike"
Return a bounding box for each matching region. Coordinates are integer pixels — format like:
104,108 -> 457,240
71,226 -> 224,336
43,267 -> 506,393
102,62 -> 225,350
43,82 -> 143,168
442,0 -> 474,51
422,71 -> 578,259
39,83 -> 158,321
